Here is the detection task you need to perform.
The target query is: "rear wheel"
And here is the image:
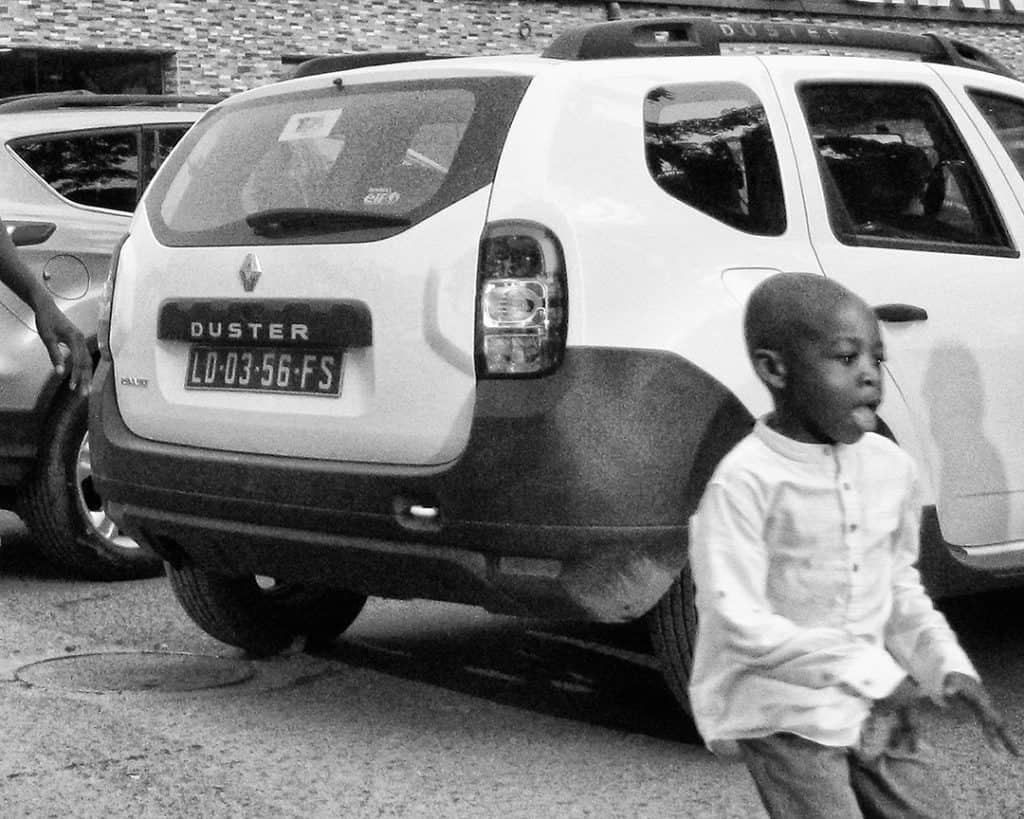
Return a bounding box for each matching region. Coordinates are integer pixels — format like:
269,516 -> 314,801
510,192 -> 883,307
646,561 -> 698,714
19,387 -> 163,580
167,563 -> 367,656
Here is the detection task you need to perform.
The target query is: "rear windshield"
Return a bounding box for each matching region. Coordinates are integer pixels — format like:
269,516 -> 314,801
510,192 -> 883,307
148,76 -> 531,246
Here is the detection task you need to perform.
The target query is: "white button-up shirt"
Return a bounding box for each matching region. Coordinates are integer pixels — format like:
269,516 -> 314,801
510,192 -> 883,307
688,419 -> 977,756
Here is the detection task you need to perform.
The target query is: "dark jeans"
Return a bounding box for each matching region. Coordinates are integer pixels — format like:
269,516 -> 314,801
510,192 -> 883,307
737,732 -> 954,819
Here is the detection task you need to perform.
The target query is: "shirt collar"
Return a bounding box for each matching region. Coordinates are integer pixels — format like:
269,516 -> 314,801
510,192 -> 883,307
753,416 -> 848,464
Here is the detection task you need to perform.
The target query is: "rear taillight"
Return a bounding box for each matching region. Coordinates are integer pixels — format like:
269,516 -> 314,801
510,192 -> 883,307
97,232 -> 128,362
475,221 -> 567,378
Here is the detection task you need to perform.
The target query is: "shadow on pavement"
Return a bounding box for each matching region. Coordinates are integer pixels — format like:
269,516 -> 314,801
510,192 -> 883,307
317,586 -> 1024,747
0,528 -> 65,580
321,616 -> 701,746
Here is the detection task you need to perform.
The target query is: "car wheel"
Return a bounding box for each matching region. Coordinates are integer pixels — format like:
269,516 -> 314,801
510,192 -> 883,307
18,387 -> 163,580
167,563 -> 368,657
646,561 -> 698,714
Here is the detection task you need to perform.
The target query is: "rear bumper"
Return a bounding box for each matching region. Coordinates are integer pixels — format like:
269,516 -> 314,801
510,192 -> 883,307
90,348 -> 753,621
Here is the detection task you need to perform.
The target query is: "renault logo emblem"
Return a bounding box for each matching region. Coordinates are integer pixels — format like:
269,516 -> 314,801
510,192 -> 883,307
239,252 -> 262,292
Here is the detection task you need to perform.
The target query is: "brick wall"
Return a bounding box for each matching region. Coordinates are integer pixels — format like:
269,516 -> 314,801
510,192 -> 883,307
0,1 -> 1022,94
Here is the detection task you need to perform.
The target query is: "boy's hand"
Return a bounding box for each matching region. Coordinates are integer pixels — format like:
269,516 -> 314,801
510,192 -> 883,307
943,672 -> 1020,757
860,676 -> 921,759
874,675 -> 920,713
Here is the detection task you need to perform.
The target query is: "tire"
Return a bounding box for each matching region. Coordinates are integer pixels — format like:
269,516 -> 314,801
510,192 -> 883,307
18,387 -> 164,580
646,560 -> 698,715
167,563 -> 367,657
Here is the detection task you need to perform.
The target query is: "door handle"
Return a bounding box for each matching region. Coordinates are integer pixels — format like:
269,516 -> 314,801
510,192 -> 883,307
6,221 -> 56,247
874,303 -> 928,323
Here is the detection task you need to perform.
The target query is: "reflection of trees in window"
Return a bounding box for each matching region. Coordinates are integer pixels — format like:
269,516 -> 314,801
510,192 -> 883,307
13,133 -> 139,211
644,84 -> 784,235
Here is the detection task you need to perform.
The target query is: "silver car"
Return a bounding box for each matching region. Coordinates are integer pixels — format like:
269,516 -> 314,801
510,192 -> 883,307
0,92 -> 214,579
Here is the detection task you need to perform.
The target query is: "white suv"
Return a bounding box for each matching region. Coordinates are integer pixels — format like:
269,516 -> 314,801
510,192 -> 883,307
90,17 -> 1024,712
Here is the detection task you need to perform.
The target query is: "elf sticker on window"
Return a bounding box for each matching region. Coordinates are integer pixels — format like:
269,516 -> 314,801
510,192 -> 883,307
364,187 -> 401,206
279,109 -> 343,141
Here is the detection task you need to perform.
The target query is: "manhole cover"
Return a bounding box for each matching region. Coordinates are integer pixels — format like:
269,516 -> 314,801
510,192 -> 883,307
15,651 -> 256,693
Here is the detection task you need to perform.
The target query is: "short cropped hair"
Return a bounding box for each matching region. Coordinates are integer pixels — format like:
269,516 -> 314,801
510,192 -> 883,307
743,273 -> 861,358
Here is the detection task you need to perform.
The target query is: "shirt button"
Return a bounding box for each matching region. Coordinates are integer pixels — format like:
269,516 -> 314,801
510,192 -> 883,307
853,564 -> 860,572
849,524 -> 858,532
843,482 -> 851,491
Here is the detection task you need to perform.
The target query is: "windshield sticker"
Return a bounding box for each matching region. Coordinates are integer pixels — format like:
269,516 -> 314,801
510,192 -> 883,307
279,109 -> 343,142
364,187 -> 401,207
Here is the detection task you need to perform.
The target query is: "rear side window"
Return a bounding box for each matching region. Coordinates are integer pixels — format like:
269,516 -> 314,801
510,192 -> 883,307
800,83 -> 1010,253
144,126 -> 191,187
149,76 -> 531,246
12,129 -> 140,212
644,82 -> 785,236
10,125 -> 191,213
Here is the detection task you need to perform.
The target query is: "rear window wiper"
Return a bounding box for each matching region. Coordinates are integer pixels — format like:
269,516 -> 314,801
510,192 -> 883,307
245,208 -> 411,236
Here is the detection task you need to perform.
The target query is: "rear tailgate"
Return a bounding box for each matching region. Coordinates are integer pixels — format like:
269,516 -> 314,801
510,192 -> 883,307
110,69 -> 533,467
111,202 -> 485,465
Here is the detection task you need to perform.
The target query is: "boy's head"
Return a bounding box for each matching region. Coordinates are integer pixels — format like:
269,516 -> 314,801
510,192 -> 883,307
744,272 -> 884,445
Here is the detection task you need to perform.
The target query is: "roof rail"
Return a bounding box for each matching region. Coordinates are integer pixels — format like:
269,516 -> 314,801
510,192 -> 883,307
0,92 -> 223,114
922,33 -> 1016,78
541,17 -> 1016,79
289,51 -> 440,79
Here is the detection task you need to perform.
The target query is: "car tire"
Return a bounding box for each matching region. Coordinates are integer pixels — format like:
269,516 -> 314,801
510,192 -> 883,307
646,561 -> 698,714
18,387 -> 164,580
167,563 -> 367,657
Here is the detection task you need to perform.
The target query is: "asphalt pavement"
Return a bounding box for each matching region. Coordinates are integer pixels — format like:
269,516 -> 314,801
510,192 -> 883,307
1,512 -> 1022,818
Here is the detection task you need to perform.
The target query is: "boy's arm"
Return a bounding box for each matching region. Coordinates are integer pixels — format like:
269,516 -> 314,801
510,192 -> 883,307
692,478 -> 907,699
883,465 -> 978,701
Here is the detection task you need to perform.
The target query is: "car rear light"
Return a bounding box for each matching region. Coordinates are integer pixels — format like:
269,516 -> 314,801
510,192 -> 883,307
97,232 -> 129,362
475,221 -> 567,377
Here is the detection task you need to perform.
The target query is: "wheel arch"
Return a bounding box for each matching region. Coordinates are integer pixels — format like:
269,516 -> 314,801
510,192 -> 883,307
461,346 -> 756,622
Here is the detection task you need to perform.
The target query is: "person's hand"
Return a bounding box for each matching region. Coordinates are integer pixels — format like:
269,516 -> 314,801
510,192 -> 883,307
33,298 -> 90,394
860,676 -> 921,759
943,672 -> 1020,757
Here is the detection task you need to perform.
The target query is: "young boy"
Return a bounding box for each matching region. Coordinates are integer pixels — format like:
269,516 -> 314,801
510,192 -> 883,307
687,272 -> 1018,818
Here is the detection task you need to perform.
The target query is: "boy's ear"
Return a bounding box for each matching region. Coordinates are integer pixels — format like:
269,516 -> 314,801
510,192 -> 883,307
752,347 -> 787,390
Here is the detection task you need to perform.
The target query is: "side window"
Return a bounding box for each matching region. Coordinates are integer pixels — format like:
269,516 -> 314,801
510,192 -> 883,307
799,83 -> 1009,251
644,82 -> 785,236
143,125 -> 191,188
11,129 -> 140,212
967,90 -> 1024,179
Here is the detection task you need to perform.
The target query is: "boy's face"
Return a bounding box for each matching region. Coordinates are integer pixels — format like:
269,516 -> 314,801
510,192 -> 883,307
774,298 -> 885,446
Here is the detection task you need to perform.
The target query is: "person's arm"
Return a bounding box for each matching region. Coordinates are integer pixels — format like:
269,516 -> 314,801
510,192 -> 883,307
691,477 -> 907,699
879,460 -> 1019,755
0,220 -> 90,393
883,460 -> 977,697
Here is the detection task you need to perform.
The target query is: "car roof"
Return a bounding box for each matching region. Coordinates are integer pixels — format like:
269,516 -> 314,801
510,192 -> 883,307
0,93 -> 217,139
220,16 -> 1017,111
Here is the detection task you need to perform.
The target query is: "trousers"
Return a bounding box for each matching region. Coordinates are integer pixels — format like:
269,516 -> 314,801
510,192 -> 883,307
737,731 -> 954,819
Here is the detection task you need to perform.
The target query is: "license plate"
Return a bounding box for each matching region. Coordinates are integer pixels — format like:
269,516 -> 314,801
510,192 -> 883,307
185,346 -> 343,396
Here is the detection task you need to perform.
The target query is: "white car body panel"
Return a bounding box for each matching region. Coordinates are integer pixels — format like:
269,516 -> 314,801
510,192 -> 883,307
770,56 -> 1024,548
112,191 -> 488,465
